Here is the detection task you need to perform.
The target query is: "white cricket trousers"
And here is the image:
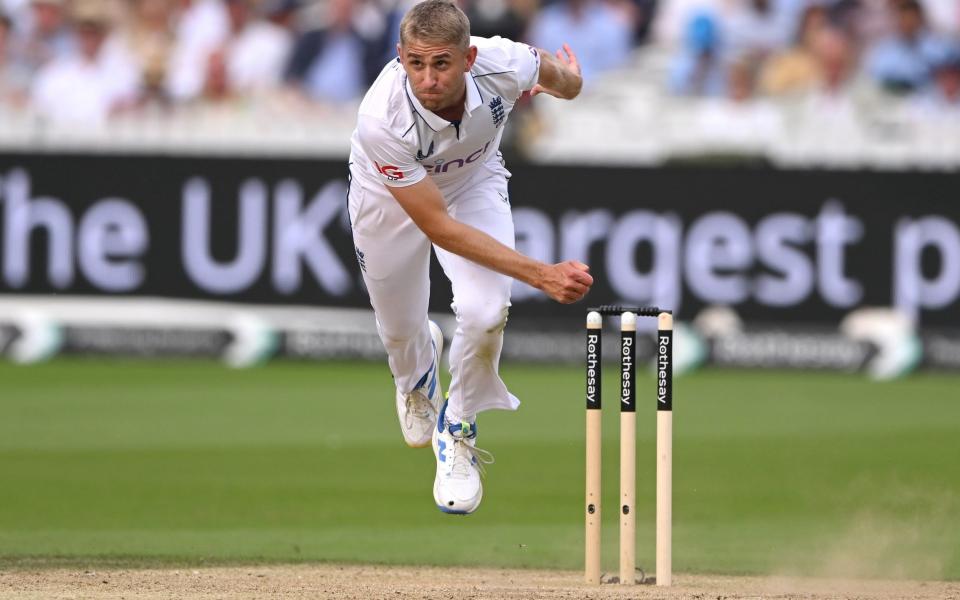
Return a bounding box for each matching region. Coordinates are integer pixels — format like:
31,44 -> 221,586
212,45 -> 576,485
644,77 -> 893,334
348,167 -> 520,422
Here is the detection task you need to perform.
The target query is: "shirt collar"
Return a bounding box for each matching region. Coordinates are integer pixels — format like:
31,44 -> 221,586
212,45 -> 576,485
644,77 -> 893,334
465,72 -> 483,113
405,72 -> 483,132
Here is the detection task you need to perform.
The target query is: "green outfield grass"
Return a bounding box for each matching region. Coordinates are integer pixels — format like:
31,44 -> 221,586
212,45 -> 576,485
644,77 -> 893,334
0,359 -> 958,579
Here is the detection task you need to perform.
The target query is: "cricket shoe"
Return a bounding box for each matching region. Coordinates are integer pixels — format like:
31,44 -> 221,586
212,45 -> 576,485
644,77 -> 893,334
432,400 -> 494,515
395,320 -> 444,448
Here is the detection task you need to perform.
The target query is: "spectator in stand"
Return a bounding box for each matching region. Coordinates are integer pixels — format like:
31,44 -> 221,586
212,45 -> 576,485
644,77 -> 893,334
668,11 -> 725,96
652,0 -> 723,47
200,45 -> 229,100
813,26 -> 856,94
30,0 -> 141,124
865,0 -> 952,93
171,0 -> 291,103
724,0 -> 799,60
284,0 -> 387,104
1,0 -> 24,33
122,0 -> 175,104
216,0 -> 291,94
165,0 -> 228,100
527,0 -> 632,83
801,26 -> 858,120
695,51 -> 784,143
461,0 -> 535,42
929,49 -> 960,105
725,52 -> 758,103
17,0 -> 73,74
0,12 -> 31,105
616,0 -> 658,45
759,4 -> 829,96
923,0 -> 960,36
262,0 -> 298,31
838,0 -> 892,44
910,47 -> 960,113
376,0 -> 415,68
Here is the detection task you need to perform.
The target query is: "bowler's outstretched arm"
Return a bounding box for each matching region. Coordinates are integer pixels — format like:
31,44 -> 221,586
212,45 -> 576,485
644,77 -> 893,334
386,176 -> 593,304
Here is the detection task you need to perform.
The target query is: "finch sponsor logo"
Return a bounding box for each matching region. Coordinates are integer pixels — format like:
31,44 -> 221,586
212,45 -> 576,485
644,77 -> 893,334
424,140 -> 492,175
373,161 -> 404,181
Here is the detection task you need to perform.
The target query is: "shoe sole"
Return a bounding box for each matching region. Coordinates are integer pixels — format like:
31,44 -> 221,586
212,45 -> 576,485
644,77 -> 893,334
436,504 -> 474,515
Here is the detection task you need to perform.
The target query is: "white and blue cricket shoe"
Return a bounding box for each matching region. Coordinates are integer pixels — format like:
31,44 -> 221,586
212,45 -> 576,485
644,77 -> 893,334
395,320 -> 445,448
432,400 -> 494,515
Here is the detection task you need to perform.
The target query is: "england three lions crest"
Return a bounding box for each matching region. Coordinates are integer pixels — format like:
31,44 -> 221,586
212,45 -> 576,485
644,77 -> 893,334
489,96 -> 505,128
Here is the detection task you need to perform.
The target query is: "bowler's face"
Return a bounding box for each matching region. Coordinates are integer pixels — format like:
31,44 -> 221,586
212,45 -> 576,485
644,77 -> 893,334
398,37 -> 476,113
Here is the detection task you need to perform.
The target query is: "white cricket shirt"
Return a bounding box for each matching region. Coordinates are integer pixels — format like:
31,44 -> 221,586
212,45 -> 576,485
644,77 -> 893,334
350,35 -> 540,198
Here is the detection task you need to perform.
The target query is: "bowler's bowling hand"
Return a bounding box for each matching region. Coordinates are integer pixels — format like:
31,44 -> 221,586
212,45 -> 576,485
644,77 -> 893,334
540,260 -> 593,304
530,44 -> 582,99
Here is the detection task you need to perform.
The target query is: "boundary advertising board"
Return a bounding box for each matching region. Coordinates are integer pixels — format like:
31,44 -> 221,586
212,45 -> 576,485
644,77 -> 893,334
0,154 -> 957,327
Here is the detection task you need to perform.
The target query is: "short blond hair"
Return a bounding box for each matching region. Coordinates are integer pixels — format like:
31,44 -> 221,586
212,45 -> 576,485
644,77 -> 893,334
399,0 -> 470,50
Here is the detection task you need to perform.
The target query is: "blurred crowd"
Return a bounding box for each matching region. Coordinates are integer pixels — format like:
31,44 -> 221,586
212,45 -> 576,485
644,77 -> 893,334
0,0 -> 958,126
662,0 -> 960,121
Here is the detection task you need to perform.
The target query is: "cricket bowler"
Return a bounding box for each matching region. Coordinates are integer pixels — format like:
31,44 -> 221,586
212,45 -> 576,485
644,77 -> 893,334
348,0 -> 591,514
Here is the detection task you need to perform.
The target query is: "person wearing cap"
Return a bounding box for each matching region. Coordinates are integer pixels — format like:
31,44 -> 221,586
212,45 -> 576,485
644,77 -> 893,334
668,11 -> 726,97
30,0 -> 141,123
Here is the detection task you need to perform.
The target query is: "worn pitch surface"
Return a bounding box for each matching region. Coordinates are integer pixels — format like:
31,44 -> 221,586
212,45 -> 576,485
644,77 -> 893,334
3,565 -> 960,600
